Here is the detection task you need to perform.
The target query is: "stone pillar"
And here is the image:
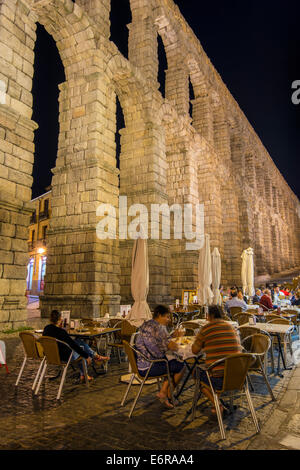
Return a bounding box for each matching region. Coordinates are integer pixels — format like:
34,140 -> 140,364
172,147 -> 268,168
212,102 -> 231,163
0,2 -> 38,328
253,212 -> 265,276
221,183 -> 242,285
76,0 -> 110,39
165,65 -> 189,116
244,154 -> 257,190
119,120 -> 172,308
191,94 -> 214,147
40,75 -> 121,318
128,1 -> 158,86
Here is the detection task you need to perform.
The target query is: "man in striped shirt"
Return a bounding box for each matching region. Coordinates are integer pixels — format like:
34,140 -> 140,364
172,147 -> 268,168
192,305 -> 241,416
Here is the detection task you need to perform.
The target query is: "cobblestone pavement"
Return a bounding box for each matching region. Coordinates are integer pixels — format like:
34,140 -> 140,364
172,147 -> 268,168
1,327 -> 300,452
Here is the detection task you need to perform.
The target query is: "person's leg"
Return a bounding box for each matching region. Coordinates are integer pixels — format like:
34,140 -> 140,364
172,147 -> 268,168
75,339 -> 108,362
200,375 -> 224,414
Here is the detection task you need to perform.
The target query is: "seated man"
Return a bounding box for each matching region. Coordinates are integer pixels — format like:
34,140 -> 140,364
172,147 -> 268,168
252,289 -> 262,304
259,289 -> 274,311
224,290 -> 247,314
237,289 -> 248,304
192,305 -> 242,416
135,304 -> 185,409
43,310 -> 108,382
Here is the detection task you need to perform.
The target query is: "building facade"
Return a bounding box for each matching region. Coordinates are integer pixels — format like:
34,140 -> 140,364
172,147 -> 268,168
0,0 -> 299,328
27,190 -> 51,296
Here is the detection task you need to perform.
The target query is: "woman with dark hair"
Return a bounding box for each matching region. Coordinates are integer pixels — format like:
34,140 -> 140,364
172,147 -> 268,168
135,304 -> 185,409
43,310 -> 108,382
192,304 -> 241,416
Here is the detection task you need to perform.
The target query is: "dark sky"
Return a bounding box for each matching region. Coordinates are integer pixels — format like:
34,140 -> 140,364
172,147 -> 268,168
32,0 -> 300,200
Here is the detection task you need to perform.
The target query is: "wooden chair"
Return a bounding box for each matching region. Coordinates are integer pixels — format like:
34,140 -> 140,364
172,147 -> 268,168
238,326 -> 274,372
281,310 -> 299,333
121,340 -> 175,418
234,312 -> 257,326
241,334 -> 276,401
230,306 -> 243,319
247,308 -> 260,314
107,320 -> 136,363
15,332 -> 45,391
179,321 -> 201,336
191,353 -> 259,440
35,336 -> 89,400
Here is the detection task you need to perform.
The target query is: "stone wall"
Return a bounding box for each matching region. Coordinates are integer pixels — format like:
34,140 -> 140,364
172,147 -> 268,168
0,0 -> 299,325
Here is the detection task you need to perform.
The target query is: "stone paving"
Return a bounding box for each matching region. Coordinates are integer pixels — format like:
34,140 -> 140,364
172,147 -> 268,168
1,325 -> 300,451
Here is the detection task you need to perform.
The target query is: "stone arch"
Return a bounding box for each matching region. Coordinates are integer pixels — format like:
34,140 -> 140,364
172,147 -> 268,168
186,56 -> 213,146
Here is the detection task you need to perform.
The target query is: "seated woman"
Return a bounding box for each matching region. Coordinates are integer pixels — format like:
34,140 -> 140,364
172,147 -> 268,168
135,304 -> 185,409
291,290 -> 300,306
43,310 -> 109,382
192,305 -> 242,416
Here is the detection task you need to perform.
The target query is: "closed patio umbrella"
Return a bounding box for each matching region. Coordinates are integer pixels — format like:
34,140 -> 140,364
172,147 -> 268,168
241,247 -> 255,297
211,247 -> 222,305
197,234 -> 213,306
126,227 -> 152,328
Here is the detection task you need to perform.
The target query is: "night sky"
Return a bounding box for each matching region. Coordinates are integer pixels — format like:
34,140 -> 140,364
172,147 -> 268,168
31,0 -> 300,200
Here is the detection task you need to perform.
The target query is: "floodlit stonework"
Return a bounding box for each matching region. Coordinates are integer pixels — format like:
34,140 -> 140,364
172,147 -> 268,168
0,0 -> 299,326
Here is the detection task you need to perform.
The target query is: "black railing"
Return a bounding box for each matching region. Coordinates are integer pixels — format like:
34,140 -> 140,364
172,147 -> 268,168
39,210 -> 49,221
30,213 -> 36,224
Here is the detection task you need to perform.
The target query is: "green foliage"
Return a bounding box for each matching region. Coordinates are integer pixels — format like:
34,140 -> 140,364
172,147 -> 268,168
1,326 -> 34,335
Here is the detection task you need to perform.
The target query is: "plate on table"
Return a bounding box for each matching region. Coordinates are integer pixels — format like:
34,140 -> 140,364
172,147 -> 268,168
76,328 -> 89,333
174,336 -> 193,346
34,329 -> 43,334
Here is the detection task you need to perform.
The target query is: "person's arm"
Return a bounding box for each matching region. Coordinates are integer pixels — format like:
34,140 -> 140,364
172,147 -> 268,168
192,331 -> 204,355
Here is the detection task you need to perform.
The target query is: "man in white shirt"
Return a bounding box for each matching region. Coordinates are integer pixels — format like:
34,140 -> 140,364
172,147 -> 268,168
225,290 -> 247,313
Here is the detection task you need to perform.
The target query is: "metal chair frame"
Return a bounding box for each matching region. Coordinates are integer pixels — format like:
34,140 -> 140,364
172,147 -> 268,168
191,353 -> 260,440
241,334 -> 276,401
267,318 -> 294,367
35,336 -> 89,400
15,332 -> 46,392
121,340 -> 175,418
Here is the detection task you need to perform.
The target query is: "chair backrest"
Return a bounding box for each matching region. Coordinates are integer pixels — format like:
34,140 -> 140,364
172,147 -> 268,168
282,309 -> 296,314
267,318 -> 291,325
108,319 -> 123,328
235,312 -> 255,326
247,309 -> 259,314
230,306 -> 243,317
241,334 -> 271,369
221,353 -> 255,392
121,320 -> 137,342
180,321 -> 200,330
19,332 -> 43,359
122,340 -> 139,375
81,318 -> 95,327
38,336 -> 63,365
238,326 -> 261,342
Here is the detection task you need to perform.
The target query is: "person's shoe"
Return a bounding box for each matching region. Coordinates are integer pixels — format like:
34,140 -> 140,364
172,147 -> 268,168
156,392 -> 175,409
80,375 -> 94,383
94,354 -> 109,362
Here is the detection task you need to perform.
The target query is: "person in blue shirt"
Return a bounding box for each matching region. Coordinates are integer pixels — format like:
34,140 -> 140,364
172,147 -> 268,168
135,304 -> 185,409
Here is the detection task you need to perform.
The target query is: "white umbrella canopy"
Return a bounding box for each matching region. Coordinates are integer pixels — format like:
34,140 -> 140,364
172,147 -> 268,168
126,231 -> 152,328
211,247 -> 222,305
241,247 -> 255,296
197,234 -> 213,306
